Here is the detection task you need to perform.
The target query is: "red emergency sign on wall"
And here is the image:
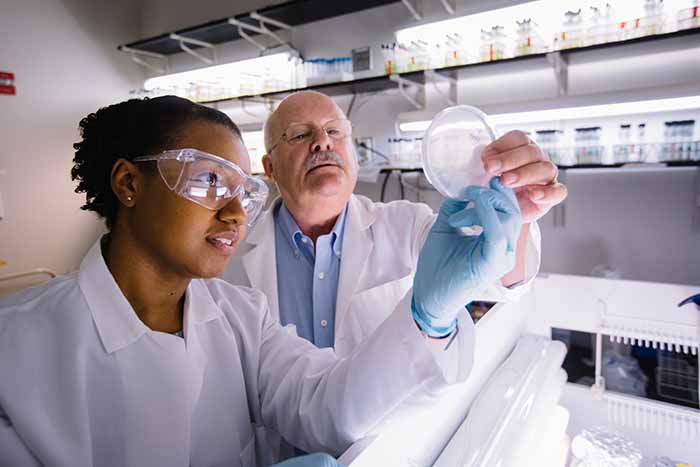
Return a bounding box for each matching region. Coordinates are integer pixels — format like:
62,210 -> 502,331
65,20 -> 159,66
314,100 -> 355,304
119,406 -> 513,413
0,72 -> 16,95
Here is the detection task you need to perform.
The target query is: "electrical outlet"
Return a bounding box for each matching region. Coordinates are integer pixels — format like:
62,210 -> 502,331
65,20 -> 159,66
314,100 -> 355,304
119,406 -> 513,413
352,47 -> 372,72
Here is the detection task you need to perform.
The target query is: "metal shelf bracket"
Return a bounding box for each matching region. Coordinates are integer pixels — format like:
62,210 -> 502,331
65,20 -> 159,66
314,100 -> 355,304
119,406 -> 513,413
440,0 -> 456,15
425,69 -> 457,105
227,19 -> 267,51
401,0 -> 422,20
228,11 -> 293,52
118,46 -> 168,74
169,33 -> 217,65
389,74 -> 425,109
546,51 -> 569,96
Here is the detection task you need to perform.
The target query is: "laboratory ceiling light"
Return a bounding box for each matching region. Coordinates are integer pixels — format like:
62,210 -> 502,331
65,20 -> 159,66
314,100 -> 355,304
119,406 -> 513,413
399,95 -> 700,132
143,52 -> 295,91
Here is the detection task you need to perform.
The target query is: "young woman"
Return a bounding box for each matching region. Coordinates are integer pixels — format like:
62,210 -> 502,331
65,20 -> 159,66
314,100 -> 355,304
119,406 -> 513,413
0,96 -> 518,466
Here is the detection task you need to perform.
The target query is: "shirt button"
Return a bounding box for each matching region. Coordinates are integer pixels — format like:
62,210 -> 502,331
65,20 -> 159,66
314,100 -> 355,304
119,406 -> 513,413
320,320 -> 328,327
318,272 -> 325,280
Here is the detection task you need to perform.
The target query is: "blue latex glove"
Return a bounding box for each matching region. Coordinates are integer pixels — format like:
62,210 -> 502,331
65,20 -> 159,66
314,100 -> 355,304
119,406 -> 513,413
272,453 -> 342,467
412,177 -> 522,337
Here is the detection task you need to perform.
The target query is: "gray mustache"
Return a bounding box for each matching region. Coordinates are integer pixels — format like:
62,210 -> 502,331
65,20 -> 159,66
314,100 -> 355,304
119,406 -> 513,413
304,151 -> 344,171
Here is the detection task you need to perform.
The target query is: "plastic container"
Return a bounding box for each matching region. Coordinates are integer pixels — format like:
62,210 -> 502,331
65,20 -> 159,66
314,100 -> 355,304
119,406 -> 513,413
626,0 -> 665,39
535,129 -> 568,165
661,120 -> 696,161
480,26 -> 506,62
514,18 -> 547,56
445,33 -> 470,66
587,3 -> 617,45
677,2 -> 700,30
575,126 -> 605,164
556,9 -> 585,50
613,124 -> 633,163
421,105 -> 498,200
381,43 -> 395,75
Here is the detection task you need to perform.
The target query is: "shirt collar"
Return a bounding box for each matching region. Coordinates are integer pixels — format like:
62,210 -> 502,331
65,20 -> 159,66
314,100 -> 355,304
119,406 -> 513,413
77,236 -> 222,354
275,202 -> 348,259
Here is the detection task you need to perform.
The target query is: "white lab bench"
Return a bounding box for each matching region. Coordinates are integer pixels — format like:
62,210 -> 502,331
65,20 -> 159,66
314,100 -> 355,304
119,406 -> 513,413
339,274 -> 700,466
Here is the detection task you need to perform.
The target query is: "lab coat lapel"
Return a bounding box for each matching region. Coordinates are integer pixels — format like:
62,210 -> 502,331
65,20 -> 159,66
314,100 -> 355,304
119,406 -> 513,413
242,201 -> 280,321
335,195 -> 375,334
181,280 -> 219,414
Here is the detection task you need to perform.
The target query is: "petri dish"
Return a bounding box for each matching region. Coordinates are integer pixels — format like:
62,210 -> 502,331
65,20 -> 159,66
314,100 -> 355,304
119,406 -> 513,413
421,105 -> 498,200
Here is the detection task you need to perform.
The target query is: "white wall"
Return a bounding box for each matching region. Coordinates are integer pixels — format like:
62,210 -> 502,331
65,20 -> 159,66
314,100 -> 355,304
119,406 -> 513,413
0,0 -> 142,287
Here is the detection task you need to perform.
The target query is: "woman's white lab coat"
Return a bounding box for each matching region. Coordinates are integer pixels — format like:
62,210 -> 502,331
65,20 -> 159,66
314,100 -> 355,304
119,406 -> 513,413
0,240 -> 474,467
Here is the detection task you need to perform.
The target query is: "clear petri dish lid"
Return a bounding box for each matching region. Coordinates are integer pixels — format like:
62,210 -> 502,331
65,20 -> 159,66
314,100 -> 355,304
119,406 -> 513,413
421,105 -> 498,200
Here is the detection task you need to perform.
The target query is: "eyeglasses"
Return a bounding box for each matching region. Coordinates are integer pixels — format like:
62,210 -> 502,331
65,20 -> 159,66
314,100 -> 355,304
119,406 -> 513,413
133,149 -> 269,228
267,119 -> 352,153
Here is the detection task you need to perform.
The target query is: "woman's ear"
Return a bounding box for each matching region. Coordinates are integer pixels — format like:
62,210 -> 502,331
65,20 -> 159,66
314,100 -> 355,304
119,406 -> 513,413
110,159 -> 141,207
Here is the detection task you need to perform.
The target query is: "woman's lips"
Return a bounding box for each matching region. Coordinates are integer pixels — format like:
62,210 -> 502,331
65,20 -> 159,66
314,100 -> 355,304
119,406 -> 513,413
206,230 -> 239,255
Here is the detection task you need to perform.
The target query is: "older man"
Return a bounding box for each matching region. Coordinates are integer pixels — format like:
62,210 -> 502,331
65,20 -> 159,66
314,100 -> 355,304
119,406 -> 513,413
224,90 -> 565,355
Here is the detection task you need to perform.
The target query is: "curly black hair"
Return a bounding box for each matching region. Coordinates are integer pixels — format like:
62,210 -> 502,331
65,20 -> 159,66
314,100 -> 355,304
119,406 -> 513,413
71,95 -> 241,228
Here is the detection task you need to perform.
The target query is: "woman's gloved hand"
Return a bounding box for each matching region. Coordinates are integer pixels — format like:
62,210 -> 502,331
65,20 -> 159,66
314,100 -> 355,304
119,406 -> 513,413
412,177 -> 521,337
272,453 -> 343,467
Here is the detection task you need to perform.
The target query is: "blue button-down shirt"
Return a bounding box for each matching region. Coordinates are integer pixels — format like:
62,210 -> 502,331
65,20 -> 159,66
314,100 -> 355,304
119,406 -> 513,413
274,202 -> 347,348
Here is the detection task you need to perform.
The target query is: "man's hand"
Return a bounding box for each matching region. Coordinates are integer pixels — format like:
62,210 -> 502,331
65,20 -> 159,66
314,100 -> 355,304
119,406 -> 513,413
481,130 -> 568,224
412,178 -> 521,337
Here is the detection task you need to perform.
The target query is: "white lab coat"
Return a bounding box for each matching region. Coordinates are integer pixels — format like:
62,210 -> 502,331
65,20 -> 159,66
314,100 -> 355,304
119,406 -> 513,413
223,194 -> 541,357
0,239 -> 474,467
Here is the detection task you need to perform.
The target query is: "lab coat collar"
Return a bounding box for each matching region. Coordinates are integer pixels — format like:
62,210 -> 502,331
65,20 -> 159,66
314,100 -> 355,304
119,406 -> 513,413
78,237 -> 222,354
347,194 -> 376,231
334,195 -> 376,330
245,197 -> 280,246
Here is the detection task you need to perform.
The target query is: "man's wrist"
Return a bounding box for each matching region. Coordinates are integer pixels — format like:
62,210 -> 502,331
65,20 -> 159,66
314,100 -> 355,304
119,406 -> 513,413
411,296 -> 457,338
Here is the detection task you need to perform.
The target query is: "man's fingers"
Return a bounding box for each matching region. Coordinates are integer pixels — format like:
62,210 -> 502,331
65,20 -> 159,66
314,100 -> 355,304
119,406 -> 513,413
526,182 -> 568,205
482,142 -> 548,176
482,130 -> 530,156
499,160 -> 558,188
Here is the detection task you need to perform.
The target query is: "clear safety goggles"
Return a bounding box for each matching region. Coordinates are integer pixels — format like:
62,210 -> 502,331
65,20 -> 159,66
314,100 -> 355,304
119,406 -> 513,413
133,148 -> 269,228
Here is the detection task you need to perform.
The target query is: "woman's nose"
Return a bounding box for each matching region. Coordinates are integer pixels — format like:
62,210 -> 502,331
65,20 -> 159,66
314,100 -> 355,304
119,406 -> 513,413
218,196 -> 247,226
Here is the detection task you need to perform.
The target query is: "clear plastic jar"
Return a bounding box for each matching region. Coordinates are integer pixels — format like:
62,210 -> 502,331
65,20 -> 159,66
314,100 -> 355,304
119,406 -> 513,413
587,4 -> 616,45
678,1 -> 700,30
480,26 -> 507,62
613,124 -> 632,163
557,9 -> 584,50
515,18 -> 547,56
575,126 -> 604,164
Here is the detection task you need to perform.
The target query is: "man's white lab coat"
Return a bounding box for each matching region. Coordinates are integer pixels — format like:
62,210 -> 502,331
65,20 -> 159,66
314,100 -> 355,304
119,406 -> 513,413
0,240 -> 474,467
223,194 -> 541,357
